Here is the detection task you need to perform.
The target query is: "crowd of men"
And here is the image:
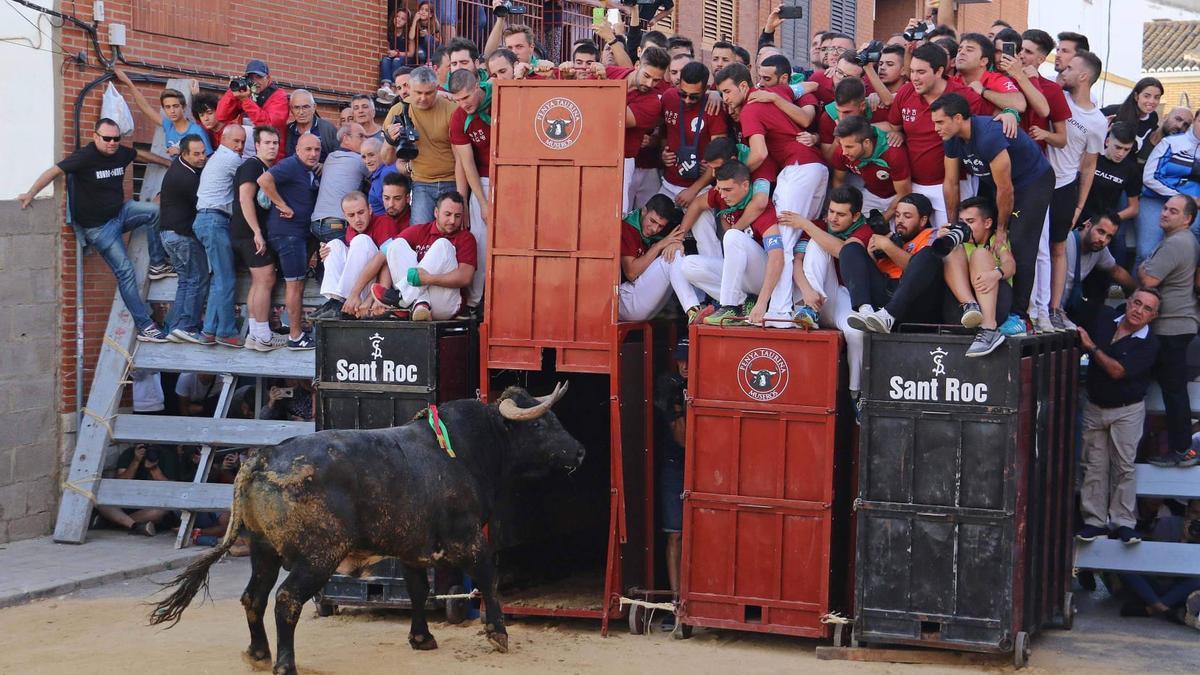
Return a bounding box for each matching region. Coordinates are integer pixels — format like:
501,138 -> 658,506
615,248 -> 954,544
14,2 -> 1200,616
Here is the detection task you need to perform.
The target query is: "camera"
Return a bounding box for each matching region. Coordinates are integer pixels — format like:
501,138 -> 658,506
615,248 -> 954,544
903,20 -> 934,42
931,221 -> 973,257
865,209 -> 901,259
494,0 -> 527,17
144,447 -> 160,464
229,77 -> 250,92
855,40 -> 884,66
387,110 -> 421,161
999,41 -> 1017,58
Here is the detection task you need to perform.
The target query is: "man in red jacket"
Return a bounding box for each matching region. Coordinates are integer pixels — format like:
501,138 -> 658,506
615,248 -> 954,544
217,59 -> 289,157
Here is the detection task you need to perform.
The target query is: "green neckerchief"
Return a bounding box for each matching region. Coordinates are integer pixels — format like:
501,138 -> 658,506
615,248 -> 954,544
464,79 -> 494,131
789,72 -> 807,85
823,100 -> 873,125
715,189 -> 753,217
829,216 -> 866,240
624,209 -> 663,244
856,125 -> 891,170
735,143 -> 751,165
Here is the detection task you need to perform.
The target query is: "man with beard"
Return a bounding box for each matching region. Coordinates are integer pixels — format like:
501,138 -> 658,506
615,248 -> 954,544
658,62 -> 727,207
1060,212 -> 1138,330
448,68 -> 494,310
607,47 -> 670,212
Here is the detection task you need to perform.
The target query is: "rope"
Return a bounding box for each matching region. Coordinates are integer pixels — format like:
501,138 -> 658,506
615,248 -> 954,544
430,589 -> 480,601
80,407 -> 115,437
103,334 -> 135,366
618,595 -> 681,636
61,473 -> 101,504
820,611 -> 852,625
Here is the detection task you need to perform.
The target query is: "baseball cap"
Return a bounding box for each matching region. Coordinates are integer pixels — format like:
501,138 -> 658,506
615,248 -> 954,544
245,59 -> 270,77
673,338 -> 689,362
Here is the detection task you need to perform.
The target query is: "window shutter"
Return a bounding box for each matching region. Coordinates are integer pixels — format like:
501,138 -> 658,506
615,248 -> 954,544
133,0 -> 230,46
779,0 -> 813,69
702,0 -> 737,48
828,0 -> 857,38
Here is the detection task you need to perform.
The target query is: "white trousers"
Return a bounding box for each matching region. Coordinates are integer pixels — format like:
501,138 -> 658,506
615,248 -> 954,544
689,210 -> 724,259
1032,210 -> 1051,318
657,180 -> 710,202
774,162 -> 829,219
617,255 -> 701,321
622,157 -> 636,213
622,159 -> 660,213
682,228 -> 795,320
801,243 -> 864,392
861,188 -> 892,218
384,238 -> 463,319
467,176 -> 490,308
912,182 -> 949,228
320,236 -> 379,302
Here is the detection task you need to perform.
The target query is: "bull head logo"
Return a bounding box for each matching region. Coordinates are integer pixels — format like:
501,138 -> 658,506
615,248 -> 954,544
544,118 -> 572,140
749,369 -> 778,391
737,347 -> 790,402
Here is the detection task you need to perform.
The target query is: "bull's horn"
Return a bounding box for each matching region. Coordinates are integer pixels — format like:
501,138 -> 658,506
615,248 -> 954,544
498,381 -> 569,421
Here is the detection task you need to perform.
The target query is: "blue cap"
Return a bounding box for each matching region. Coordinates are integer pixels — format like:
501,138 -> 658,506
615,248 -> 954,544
245,59 -> 269,77
673,338 -> 689,361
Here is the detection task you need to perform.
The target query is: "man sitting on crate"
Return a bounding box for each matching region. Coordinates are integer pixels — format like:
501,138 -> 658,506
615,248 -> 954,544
312,179 -> 412,320
370,190 -> 477,321
617,194 -> 703,322
1075,287 -> 1161,545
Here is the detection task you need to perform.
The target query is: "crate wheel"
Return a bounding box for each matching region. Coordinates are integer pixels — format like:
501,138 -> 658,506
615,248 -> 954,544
627,604 -> 646,635
445,585 -> 467,625
316,601 -> 335,617
1062,591 -> 1075,631
1013,631 -> 1030,668
672,623 -> 693,640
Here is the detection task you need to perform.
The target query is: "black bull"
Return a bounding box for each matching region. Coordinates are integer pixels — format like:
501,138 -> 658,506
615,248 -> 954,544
150,384 -> 584,675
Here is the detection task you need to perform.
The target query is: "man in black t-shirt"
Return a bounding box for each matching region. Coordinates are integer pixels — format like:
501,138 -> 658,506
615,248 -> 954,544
159,135 -> 209,343
1080,122 -> 1142,267
19,118 -> 172,342
233,126 -> 287,352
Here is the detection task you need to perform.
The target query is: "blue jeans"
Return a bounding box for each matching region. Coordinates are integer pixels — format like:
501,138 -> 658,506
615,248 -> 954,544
192,210 -> 238,338
411,180 -> 457,225
79,200 -> 165,330
1136,194 -> 1200,268
310,218 -> 346,244
1120,573 -> 1200,609
379,56 -> 408,84
159,230 -> 209,334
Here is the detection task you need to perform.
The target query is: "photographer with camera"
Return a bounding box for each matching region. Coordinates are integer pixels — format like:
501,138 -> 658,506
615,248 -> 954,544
658,62 -> 727,208
216,59 -> 288,149
861,43 -> 905,111
384,66 -> 457,225
932,92 -> 1053,325
832,115 -> 912,220
840,194 -> 936,332
448,68 -> 494,310
94,443 -> 176,536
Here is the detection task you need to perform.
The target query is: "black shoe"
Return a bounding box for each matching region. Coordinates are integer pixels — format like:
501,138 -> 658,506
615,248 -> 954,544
128,521 -> 156,537
1076,524 -> 1109,542
371,283 -> 402,308
147,262 -> 176,280
313,298 -> 344,319
1116,526 -> 1142,544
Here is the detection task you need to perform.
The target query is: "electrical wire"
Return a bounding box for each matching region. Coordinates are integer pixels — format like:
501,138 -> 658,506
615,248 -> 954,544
4,0 -> 71,56
0,37 -> 70,57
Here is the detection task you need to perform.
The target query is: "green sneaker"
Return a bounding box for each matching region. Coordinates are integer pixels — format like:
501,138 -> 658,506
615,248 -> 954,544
703,305 -> 747,326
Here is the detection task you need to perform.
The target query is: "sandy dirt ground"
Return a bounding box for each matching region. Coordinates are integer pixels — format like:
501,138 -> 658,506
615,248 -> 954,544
0,557 -> 1194,674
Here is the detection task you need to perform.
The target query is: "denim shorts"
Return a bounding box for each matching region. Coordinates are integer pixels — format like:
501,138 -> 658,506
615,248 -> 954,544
659,457 -> 684,533
268,235 -> 308,281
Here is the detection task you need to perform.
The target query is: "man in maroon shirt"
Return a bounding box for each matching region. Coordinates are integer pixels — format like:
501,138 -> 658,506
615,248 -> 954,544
608,47 -> 670,212
658,62 -> 727,207
448,68 -> 493,309
1002,29 -> 1071,151
316,176 -> 411,319
810,32 -> 855,104
373,191 -> 477,321
952,34 -> 1026,116
617,195 -> 697,322
832,115 -> 913,219
879,44 -> 1015,226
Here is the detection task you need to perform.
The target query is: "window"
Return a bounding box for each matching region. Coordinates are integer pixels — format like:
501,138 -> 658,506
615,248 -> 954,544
702,0 -> 736,48
651,5 -> 678,33
828,0 -> 856,38
133,0 -> 230,46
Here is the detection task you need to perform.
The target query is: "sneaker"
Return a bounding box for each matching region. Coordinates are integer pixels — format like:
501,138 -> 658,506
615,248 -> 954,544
764,313 -> 798,329
371,282 -> 402,308
703,305 -> 746,326
960,302 -> 983,329
147,262 -> 176,280
794,305 -> 819,329
864,307 -> 895,334
376,86 -> 396,104
1032,313 -> 1057,334
853,394 -> 865,425
411,302 -> 432,322
687,304 -> 715,325
244,334 -> 282,352
128,521 -> 156,537
999,314 -> 1027,337
1185,590 -> 1200,630
847,305 -> 874,332
1149,448 -> 1200,468
287,333 -> 316,351
136,324 -> 169,343
197,332 -> 217,346
1051,308 -> 1077,331
312,298 -> 344,319
1116,526 -> 1142,545
965,328 -> 1005,358
169,328 -> 206,345
1075,524 -> 1109,542
216,334 -> 244,348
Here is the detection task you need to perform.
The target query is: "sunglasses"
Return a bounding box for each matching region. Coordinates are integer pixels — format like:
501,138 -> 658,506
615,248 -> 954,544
680,91 -> 705,102
97,134 -> 121,142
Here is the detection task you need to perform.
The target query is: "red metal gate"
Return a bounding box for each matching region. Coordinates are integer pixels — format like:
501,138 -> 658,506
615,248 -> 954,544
679,326 -> 850,637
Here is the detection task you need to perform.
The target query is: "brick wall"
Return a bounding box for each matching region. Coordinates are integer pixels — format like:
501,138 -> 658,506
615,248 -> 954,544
0,199 -> 61,543
55,0 -> 383,414
1159,75 -> 1200,111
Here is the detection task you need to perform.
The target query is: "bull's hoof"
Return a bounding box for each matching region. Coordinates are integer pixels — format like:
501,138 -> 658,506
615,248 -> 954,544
271,663 -> 297,675
241,650 -> 272,671
409,633 -> 439,651
486,631 -> 509,653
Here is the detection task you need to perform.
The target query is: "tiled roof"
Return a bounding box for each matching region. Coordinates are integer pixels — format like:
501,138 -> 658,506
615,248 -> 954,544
1143,20 -> 1200,73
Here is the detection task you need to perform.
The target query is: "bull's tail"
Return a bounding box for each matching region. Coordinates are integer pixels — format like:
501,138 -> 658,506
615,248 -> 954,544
149,460 -> 253,627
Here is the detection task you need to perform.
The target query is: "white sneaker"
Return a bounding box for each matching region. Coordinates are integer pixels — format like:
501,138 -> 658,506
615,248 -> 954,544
763,313 -> 798,329
1032,314 -> 1057,334
846,305 -> 874,332
864,308 -> 895,334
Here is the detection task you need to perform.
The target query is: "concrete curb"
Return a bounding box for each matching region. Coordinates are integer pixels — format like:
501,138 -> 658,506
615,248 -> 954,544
0,548 -> 206,610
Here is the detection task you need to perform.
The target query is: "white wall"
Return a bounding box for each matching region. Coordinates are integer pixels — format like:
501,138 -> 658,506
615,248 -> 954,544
0,0 -> 56,200
1027,0 -> 1200,109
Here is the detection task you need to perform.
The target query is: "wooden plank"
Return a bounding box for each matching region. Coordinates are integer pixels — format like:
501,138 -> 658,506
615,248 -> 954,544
1074,540 -> 1200,577
1135,464 -> 1200,499
111,414 -> 313,447
147,274 -> 325,306
134,341 -> 315,378
54,230 -> 152,544
1143,381 -> 1200,416
176,374 -> 234,549
815,646 -> 1002,666
95,479 -> 233,511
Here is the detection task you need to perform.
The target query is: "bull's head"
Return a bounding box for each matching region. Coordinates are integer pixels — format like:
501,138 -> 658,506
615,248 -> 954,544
496,382 -> 585,474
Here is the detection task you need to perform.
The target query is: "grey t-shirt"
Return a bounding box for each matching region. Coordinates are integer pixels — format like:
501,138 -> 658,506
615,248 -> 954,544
1064,231 -> 1116,299
310,149 -> 369,221
1143,228 -> 1200,336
